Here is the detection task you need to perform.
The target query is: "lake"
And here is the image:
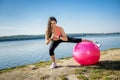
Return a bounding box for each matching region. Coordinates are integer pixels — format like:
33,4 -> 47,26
0,34 -> 120,70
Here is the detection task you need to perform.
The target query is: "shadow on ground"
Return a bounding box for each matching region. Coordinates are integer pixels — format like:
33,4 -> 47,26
83,60 -> 120,70
96,60 -> 120,70
56,60 -> 120,71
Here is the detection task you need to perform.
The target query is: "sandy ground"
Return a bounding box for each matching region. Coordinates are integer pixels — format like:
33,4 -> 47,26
0,48 -> 120,80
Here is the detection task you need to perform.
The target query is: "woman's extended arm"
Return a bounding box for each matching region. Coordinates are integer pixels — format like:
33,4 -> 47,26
60,27 -> 68,41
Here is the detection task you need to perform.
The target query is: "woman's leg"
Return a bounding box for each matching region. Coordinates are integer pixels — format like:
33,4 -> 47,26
63,37 -> 82,43
50,55 -> 56,64
49,40 -> 61,68
64,36 -> 101,47
82,39 -> 93,42
63,36 -> 93,43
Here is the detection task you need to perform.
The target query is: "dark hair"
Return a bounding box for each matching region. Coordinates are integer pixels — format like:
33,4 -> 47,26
49,16 -> 57,23
46,16 -> 57,39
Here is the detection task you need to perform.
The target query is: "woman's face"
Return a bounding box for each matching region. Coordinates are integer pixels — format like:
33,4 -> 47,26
51,20 -> 56,28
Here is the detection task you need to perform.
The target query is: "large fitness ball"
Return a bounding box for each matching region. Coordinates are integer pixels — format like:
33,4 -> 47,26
73,42 -> 100,66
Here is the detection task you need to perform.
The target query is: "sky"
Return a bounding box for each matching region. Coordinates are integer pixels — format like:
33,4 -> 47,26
0,0 -> 120,36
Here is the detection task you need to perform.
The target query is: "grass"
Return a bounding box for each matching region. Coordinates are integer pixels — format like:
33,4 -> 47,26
75,63 -> 120,80
58,74 -> 68,80
33,56 -> 72,67
0,65 -> 26,74
101,48 -> 120,55
0,61 -> 51,74
76,75 -> 88,80
59,56 -> 72,60
40,74 -> 50,80
108,48 -> 120,50
75,68 -> 120,80
102,76 -> 113,80
33,61 -> 51,67
75,68 -> 88,75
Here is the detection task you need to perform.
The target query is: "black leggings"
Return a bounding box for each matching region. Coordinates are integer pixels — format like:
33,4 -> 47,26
49,36 -> 82,56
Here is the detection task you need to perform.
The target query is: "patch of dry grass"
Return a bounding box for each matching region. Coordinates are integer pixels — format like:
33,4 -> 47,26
40,74 -> 50,80
33,61 -> 51,67
58,74 -> 68,80
0,65 -> 26,74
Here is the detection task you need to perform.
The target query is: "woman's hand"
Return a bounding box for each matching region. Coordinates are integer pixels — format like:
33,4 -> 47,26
51,33 -> 59,40
46,39 -> 50,45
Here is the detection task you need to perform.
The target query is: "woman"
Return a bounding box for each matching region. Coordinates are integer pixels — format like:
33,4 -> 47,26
45,16 -> 101,69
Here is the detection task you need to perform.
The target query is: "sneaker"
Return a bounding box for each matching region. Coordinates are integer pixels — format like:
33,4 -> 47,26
50,63 -> 57,69
93,41 -> 102,48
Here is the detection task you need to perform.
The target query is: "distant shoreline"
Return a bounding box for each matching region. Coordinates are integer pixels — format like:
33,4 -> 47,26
0,32 -> 120,42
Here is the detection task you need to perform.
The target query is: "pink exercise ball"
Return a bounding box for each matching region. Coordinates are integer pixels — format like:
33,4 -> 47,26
73,42 -> 100,66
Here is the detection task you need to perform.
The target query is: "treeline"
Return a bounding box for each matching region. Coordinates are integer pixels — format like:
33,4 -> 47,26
67,32 -> 120,37
0,35 -> 45,42
0,32 -> 120,42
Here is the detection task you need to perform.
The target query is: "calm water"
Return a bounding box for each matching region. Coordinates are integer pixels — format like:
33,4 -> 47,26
0,34 -> 120,70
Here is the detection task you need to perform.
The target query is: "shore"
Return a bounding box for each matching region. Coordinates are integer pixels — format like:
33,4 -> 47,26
0,48 -> 120,80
